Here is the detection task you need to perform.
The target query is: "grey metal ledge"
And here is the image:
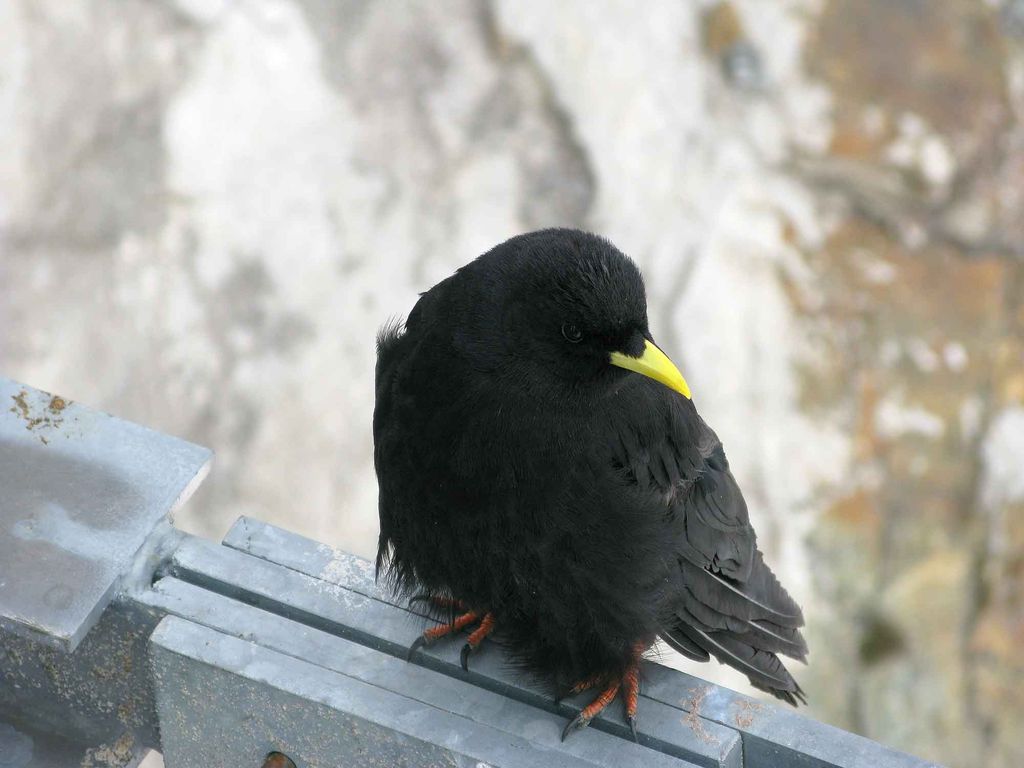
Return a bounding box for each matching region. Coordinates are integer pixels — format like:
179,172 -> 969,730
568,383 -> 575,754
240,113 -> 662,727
0,376 -> 943,767
0,377 -> 211,652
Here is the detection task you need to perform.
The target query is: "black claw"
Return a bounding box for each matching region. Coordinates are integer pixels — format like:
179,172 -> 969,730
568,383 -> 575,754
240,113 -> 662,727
560,713 -> 591,742
460,643 -> 472,671
627,715 -> 638,743
407,634 -> 428,662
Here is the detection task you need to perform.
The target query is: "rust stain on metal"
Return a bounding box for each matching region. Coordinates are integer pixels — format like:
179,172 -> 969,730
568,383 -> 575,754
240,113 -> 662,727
10,389 -> 30,419
733,698 -> 765,728
8,389 -> 77,445
681,686 -> 715,743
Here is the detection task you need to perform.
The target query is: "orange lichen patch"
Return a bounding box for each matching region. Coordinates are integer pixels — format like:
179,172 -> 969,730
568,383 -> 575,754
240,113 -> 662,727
887,258 -> 1004,330
829,121 -> 889,161
807,0 -> 1007,158
795,227 -> 1005,539
823,490 -> 881,532
851,372 -> 882,461
793,192 -> 1024,752
780,217 -> 800,247
794,5 -> 1023,757
795,218 -> 1010,435
702,2 -> 744,56
809,220 -> 1006,325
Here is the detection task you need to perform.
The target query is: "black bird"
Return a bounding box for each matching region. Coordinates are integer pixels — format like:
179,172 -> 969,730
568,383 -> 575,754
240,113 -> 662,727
374,229 -> 807,740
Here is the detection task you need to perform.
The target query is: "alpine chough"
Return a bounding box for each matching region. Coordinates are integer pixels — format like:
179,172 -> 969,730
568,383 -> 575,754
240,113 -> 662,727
374,229 -> 807,740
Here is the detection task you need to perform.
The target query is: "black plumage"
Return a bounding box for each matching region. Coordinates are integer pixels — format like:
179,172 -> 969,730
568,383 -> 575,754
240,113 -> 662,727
374,229 -> 807,734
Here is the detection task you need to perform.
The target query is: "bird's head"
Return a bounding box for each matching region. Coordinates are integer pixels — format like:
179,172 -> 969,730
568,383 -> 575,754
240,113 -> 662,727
456,229 -> 691,401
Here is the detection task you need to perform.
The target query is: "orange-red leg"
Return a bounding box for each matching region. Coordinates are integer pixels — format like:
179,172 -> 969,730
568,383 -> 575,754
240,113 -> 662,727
553,671 -> 608,706
423,610 -> 479,640
561,641 -> 647,742
622,644 -> 643,740
561,680 -> 621,741
407,610 -> 478,660
571,672 -> 608,696
407,609 -> 497,672
459,612 -> 496,670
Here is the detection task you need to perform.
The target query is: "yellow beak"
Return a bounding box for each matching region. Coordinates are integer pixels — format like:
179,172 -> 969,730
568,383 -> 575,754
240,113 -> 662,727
610,340 -> 691,399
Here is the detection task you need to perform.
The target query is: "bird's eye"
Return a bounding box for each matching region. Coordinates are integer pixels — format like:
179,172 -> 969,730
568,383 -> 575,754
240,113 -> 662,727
561,322 -> 583,343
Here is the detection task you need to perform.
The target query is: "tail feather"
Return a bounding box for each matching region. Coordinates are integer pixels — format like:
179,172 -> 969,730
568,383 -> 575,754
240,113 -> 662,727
677,592 -> 808,659
681,554 -> 803,625
745,618 -> 808,661
661,629 -> 711,662
665,549 -> 807,704
666,622 -> 804,703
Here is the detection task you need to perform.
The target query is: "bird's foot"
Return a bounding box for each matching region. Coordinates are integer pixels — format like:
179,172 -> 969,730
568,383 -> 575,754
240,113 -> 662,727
623,654 -> 641,742
459,612 -> 496,671
406,609 -> 478,660
406,609 -> 497,671
560,642 -> 645,743
561,680 -> 621,741
554,672 -> 607,705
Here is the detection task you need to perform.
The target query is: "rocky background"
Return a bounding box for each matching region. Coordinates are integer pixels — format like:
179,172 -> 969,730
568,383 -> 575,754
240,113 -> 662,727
2,1 -> 1023,766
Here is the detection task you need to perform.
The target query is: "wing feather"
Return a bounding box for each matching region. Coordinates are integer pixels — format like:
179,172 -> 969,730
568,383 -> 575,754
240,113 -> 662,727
613,394 -> 809,703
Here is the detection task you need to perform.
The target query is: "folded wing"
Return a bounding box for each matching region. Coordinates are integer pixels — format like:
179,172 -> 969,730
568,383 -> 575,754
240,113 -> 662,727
614,394 -> 808,705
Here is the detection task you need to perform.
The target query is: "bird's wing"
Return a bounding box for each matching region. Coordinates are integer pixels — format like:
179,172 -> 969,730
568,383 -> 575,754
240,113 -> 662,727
611,388 -> 807,703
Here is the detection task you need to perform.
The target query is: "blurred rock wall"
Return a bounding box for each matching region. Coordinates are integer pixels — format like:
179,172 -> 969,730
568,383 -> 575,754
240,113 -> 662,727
2,2 -> 1023,766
